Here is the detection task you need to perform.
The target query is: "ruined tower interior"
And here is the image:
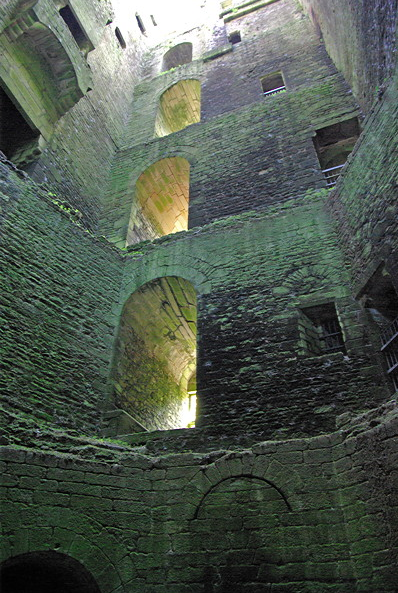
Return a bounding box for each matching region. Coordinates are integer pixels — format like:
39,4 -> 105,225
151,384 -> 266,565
0,0 -> 397,590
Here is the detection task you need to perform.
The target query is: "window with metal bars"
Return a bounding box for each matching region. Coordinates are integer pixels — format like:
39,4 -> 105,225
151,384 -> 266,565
360,264 -> 398,393
260,71 -> 286,97
299,303 -> 346,356
381,318 -> 398,391
312,117 -> 360,187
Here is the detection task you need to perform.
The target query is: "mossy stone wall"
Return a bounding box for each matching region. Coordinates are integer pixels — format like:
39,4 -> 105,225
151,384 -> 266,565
0,162 -> 124,439
1,404 -> 397,591
300,0 -> 398,112
101,0 -> 358,245
327,66 -> 398,296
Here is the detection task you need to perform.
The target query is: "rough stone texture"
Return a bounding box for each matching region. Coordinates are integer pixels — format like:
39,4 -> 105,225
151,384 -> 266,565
0,0 -> 397,591
327,66 -> 398,297
100,1 -> 358,245
1,403 -> 397,591
0,0 -> 150,230
300,0 -> 398,112
0,161 -> 124,438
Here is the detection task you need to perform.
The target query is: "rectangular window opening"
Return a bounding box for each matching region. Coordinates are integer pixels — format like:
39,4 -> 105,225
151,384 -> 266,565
299,303 -> 346,356
260,71 -> 286,97
59,5 -> 93,55
313,117 -> 360,187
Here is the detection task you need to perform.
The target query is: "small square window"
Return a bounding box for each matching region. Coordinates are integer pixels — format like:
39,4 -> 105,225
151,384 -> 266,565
298,303 -> 346,356
136,13 -> 146,35
260,71 -> 286,97
228,31 -> 241,44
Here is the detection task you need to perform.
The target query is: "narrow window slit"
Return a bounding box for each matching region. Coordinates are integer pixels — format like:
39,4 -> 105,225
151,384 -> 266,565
115,27 -> 126,48
136,14 -> 146,35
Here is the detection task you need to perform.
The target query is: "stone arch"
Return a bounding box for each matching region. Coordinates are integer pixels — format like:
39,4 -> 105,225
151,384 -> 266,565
0,551 -> 101,593
162,42 -> 193,72
193,474 -> 291,519
111,276 -> 198,432
184,451 -> 302,517
1,4 -> 92,141
0,512 -> 130,593
126,157 -> 191,246
188,471 -> 293,591
154,79 -> 201,137
19,22 -> 86,115
122,256 -> 212,301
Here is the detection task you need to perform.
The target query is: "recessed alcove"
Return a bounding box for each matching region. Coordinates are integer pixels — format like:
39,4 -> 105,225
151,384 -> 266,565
0,551 -> 101,593
0,86 -> 41,168
126,157 -> 190,245
112,276 -> 197,432
59,5 -> 93,56
162,42 -> 193,71
154,79 -> 201,137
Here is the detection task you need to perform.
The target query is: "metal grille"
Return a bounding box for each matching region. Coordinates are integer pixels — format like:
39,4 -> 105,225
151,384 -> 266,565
322,164 -> 345,187
381,316 -> 398,391
320,318 -> 345,353
263,85 -> 286,97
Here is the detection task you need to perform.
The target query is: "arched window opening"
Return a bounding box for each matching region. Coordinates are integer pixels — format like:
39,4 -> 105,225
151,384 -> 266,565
59,5 -> 93,56
0,86 -> 41,169
162,42 -> 193,72
155,79 -> 201,137
0,551 -> 101,593
126,157 -> 190,246
313,117 -> 360,187
112,276 -> 197,432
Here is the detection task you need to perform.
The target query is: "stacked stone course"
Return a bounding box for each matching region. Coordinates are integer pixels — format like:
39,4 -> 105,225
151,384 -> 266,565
1,0 -> 397,590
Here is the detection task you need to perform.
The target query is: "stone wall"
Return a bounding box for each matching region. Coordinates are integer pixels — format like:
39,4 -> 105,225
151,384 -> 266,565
0,0 -> 150,230
101,0 -> 358,246
327,66 -> 398,296
299,0 -> 398,112
1,403 -> 397,592
115,192 -> 387,438
0,161 -> 124,439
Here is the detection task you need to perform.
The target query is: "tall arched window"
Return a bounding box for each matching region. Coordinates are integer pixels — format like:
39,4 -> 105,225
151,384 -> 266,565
154,80 -> 201,137
112,276 -> 197,432
126,157 -> 190,245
